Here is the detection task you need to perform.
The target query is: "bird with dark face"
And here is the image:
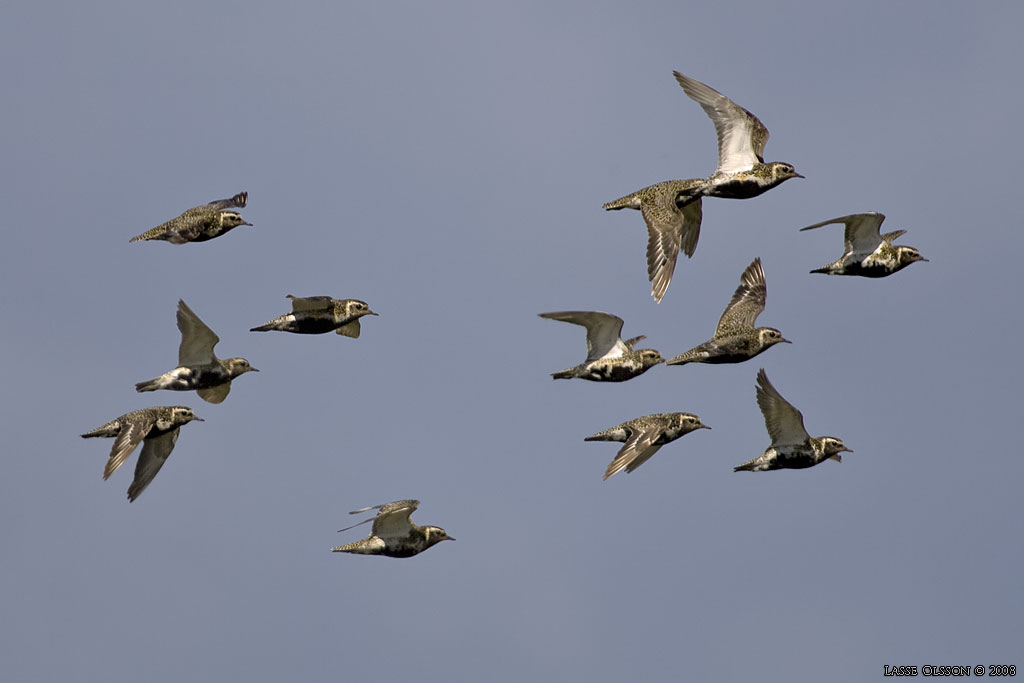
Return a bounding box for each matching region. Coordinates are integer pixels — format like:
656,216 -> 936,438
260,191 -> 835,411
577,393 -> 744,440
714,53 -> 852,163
673,71 -> 803,199
800,212 -> 927,277
602,71 -> 801,304
332,500 -> 454,558
135,300 -> 258,404
538,311 -> 663,382
250,295 -> 377,337
130,192 -> 251,244
667,257 -> 789,366
734,370 -> 851,472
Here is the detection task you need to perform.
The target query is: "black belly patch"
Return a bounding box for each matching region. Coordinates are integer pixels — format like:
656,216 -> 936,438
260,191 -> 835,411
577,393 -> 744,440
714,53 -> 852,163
709,179 -> 769,199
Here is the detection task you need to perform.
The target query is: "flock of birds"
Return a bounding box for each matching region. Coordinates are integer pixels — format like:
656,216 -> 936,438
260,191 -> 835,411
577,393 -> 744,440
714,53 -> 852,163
80,71 -> 926,558
540,75 -> 926,498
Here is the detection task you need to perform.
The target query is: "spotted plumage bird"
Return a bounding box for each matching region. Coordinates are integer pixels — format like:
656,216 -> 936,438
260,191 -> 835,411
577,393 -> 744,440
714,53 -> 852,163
734,369 -> 851,473
129,192 -> 251,244
800,212 -> 927,277
80,406 -> 203,501
538,311 -> 663,382
667,257 -> 789,366
331,499 -> 454,558
585,412 -> 710,480
602,71 -> 800,303
135,300 -> 258,404
602,182 -> 704,303
250,296 -> 377,336
674,71 -> 803,199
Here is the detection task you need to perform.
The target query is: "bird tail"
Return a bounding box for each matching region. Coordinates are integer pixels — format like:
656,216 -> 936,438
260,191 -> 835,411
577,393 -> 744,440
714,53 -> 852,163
551,368 -> 575,380
80,420 -> 119,438
249,320 -> 277,332
584,428 -> 618,442
733,458 -> 760,472
135,378 -> 159,392
601,192 -> 640,211
129,226 -> 166,243
331,540 -> 373,554
665,351 -> 697,367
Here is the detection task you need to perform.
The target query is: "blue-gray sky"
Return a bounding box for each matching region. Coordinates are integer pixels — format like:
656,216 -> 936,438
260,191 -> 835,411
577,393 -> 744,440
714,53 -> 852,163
2,2 -> 1021,681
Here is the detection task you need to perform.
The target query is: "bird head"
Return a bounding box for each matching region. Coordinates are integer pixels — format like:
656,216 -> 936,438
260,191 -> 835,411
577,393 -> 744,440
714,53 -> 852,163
171,406 -> 203,425
681,413 -> 711,433
220,211 -> 252,230
639,349 -> 664,369
343,299 -> 378,319
423,526 -> 455,547
769,162 -> 803,183
897,246 -> 928,267
820,437 -> 851,458
758,327 -> 791,348
225,358 -> 259,378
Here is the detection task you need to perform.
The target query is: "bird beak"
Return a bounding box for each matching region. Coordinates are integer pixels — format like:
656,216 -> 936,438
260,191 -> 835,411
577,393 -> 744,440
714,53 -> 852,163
368,310 -> 379,316
445,536 -> 456,542
781,338 -> 793,344
700,424 -> 712,430
842,447 -> 853,453
793,172 -> 805,179
193,416 -> 205,422
250,367 -> 260,372
243,221 -> 253,227
919,257 -> 930,262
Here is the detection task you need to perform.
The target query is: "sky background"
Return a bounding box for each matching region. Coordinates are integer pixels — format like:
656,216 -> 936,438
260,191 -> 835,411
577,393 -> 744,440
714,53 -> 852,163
2,1 -> 1021,681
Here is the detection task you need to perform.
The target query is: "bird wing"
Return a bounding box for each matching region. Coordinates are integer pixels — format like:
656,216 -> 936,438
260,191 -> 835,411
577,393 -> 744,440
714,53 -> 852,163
756,369 -> 810,446
800,213 -> 885,257
603,427 -> 663,480
339,499 -> 420,535
642,195 -> 703,304
369,500 -> 420,540
288,295 -> 335,312
197,383 -> 231,404
177,300 -> 220,366
716,258 -> 767,334
538,311 -> 627,361
881,229 -> 906,244
335,320 -> 361,338
204,192 -> 248,210
623,335 -> 646,350
674,71 -> 769,174
127,428 -> 179,501
103,414 -> 151,479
